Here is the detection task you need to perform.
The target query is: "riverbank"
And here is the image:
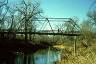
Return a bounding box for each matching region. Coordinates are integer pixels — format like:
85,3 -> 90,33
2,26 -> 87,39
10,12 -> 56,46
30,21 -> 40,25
0,39 -> 51,54
56,46 -> 96,64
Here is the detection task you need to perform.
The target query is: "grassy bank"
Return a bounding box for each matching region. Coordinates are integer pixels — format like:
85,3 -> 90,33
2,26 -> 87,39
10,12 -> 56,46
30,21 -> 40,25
56,46 -> 96,64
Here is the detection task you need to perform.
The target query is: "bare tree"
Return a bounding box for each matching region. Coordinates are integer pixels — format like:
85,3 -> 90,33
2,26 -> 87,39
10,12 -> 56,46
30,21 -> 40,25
0,0 -> 8,30
87,10 -> 96,26
0,0 -> 9,39
15,0 -> 42,41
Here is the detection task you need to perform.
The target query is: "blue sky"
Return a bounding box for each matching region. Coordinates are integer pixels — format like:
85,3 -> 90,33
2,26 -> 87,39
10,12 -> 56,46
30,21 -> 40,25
8,0 -> 95,30
8,0 -> 94,21
41,0 -> 94,21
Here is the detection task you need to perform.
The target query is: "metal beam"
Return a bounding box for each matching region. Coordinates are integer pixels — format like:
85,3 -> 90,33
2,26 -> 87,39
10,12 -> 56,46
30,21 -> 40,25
0,32 -> 81,36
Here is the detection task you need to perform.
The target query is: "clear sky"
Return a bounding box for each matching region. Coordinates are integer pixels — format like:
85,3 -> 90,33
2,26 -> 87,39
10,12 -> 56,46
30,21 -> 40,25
7,0 -> 95,30
40,0 -> 94,21
8,0 -> 94,21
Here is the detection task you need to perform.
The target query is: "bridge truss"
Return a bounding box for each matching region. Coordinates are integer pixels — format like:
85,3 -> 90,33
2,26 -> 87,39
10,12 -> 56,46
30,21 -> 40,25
0,18 -> 81,37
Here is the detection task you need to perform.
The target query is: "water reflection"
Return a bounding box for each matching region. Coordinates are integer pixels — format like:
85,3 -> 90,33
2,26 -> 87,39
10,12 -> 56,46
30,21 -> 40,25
34,48 -> 60,64
15,48 -> 60,64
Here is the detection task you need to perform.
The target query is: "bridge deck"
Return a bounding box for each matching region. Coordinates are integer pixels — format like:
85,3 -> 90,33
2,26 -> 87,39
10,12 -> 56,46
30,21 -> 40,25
0,32 -> 81,36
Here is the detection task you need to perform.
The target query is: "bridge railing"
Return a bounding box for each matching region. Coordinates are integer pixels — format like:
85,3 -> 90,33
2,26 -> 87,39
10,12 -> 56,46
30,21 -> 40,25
0,30 -> 81,39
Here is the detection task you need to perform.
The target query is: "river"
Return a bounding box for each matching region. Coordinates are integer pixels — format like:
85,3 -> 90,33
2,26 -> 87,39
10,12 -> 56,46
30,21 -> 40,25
15,47 -> 61,64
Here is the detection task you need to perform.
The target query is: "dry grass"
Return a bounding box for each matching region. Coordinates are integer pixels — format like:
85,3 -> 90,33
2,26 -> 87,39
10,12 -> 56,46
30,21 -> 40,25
57,47 -> 96,64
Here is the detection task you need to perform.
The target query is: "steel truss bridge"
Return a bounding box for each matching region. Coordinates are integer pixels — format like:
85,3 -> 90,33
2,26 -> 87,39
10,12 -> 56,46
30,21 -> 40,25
0,18 -> 81,39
